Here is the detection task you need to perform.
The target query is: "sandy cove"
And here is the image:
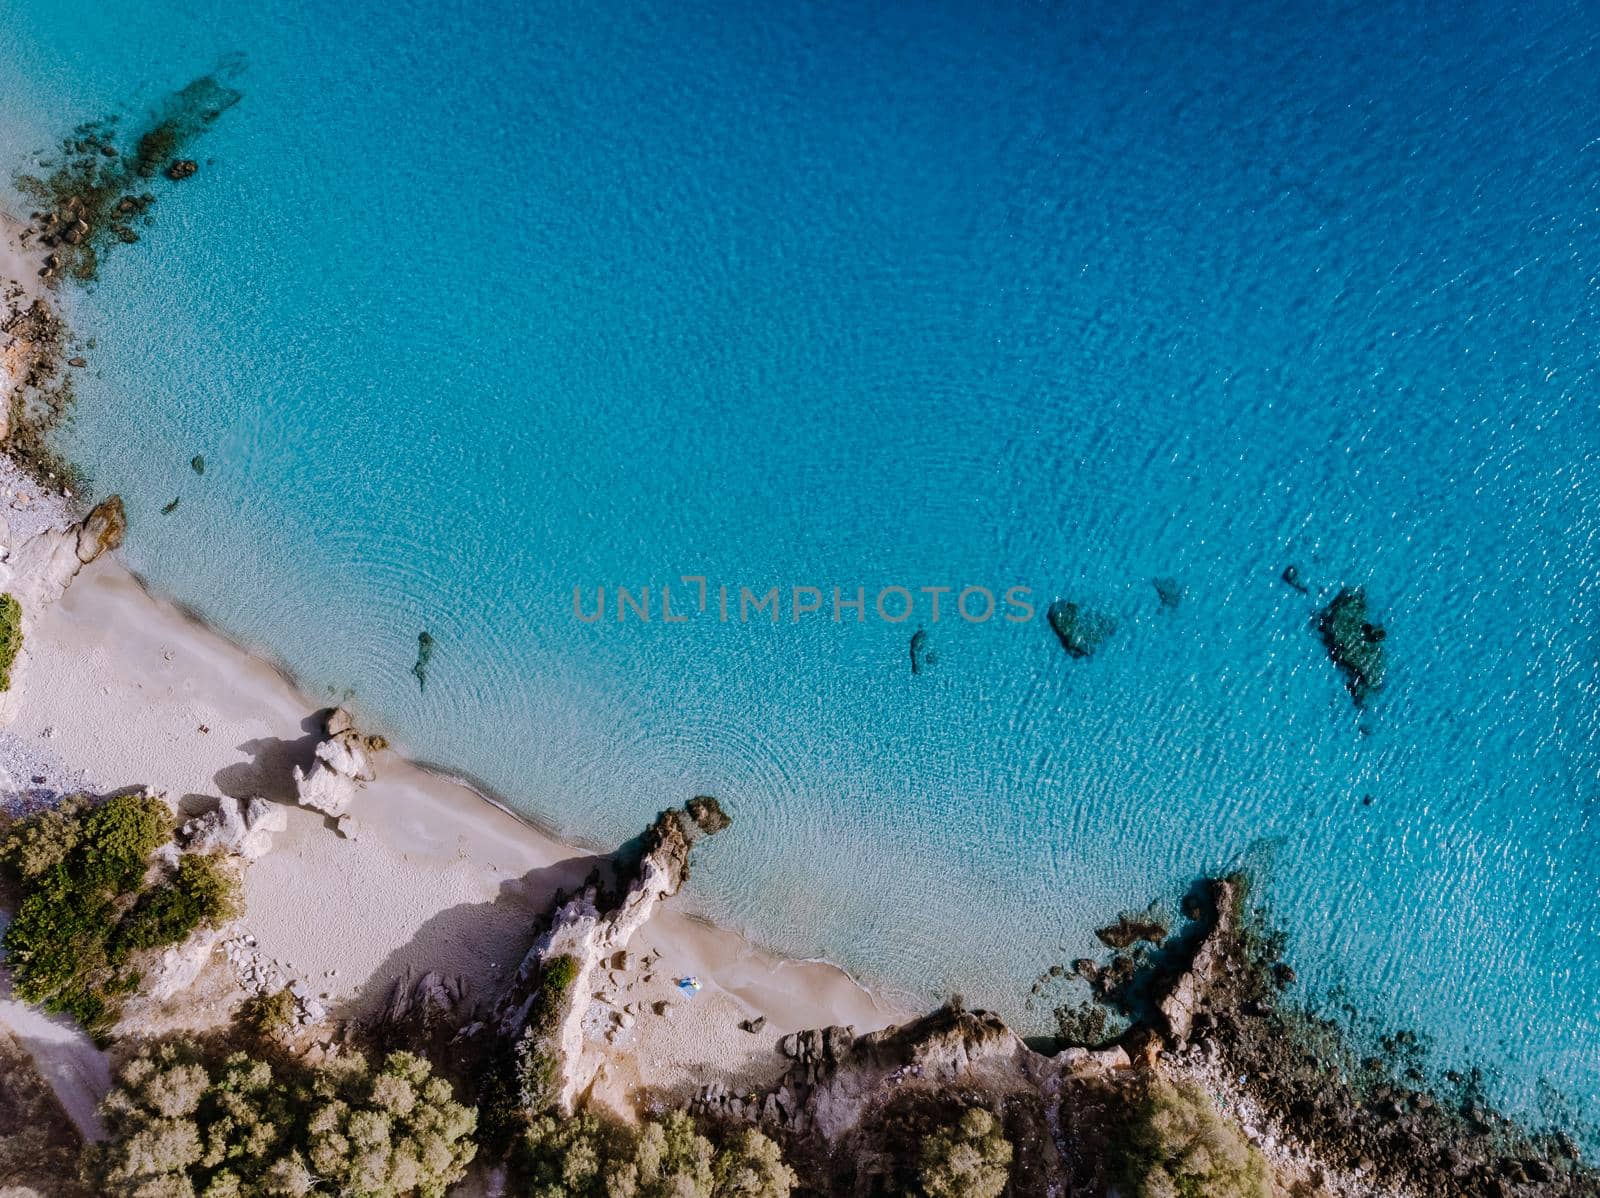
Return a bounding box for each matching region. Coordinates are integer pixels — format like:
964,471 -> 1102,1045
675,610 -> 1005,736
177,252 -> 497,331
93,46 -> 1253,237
0,468 -> 906,1120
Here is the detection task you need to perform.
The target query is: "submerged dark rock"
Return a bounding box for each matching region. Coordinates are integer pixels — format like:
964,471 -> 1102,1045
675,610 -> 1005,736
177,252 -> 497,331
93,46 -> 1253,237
160,496 -> 180,515
17,65 -> 242,283
1317,586 -> 1387,705
1047,599 -> 1116,659
411,630 -> 435,691
190,454 -> 205,475
1281,564 -> 1310,594
1095,909 -> 1169,950
685,794 -> 731,835
1151,576 -> 1183,609
909,627 -> 938,674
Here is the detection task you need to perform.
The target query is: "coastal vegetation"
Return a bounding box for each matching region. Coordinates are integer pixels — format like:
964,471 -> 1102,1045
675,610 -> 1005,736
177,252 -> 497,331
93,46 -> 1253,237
0,791 -> 236,1037
1112,1078 -> 1270,1198
521,1109 -> 794,1198
917,1107 -> 1014,1198
86,1042 -> 477,1198
0,592 -> 20,690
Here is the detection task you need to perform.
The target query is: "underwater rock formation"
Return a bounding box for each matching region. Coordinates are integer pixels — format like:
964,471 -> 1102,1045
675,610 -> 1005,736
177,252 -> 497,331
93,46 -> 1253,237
1317,586 -> 1386,705
686,794 -> 732,834
1151,577 -> 1183,609
1095,909 -> 1170,950
1046,599 -> 1116,659
411,630 -> 434,690
909,627 -> 938,674
19,67 -> 242,283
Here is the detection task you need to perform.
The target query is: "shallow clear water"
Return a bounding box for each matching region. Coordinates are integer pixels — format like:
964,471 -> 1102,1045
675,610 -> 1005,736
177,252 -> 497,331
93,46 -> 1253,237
2,0 -> 1597,1132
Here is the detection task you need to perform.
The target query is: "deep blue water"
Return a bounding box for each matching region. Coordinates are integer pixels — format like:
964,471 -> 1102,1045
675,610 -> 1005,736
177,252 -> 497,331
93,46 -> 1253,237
2,0 -> 1597,1133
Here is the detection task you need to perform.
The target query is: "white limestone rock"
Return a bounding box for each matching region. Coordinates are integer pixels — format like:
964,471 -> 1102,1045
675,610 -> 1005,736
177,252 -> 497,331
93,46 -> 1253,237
0,496 -> 125,726
180,795 -> 287,860
293,708 -> 380,819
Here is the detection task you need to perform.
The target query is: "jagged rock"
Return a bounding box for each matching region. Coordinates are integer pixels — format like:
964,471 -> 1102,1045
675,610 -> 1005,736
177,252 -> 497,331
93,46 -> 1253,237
0,495 -> 125,612
165,158 -> 198,180
734,1004 -> 1125,1146
179,795 -> 286,860
335,814 -> 359,840
490,805 -> 726,1114
383,970 -> 467,1031
0,498 -> 127,723
147,926 -> 228,1001
292,707 -> 378,818
1153,876 -> 1239,1044
1046,599 -> 1116,658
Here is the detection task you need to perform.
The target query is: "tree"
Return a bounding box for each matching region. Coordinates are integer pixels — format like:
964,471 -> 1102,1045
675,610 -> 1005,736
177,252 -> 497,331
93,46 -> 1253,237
519,1110 -> 794,1198
712,1128 -> 795,1198
1113,1079 -> 1270,1198
87,1042 -> 477,1198
917,1107 -> 1013,1198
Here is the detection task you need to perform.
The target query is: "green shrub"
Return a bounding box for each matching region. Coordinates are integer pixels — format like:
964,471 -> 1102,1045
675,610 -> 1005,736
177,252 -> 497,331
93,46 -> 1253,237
510,954 -> 582,1118
917,1107 -> 1013,1198
88,1042 -> 477,1198
0,793 -> 233,1036
239,988 -> 298,1042
111,852 -> 238,961
1113,1079 -> 1270,1198
519,1108 -> 792,1198
0,593 -> 21,691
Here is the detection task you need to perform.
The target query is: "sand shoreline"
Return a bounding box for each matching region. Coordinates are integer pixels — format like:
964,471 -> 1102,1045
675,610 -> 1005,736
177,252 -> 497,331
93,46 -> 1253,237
0,196 -> 908,1120
0,469 -> 908,1100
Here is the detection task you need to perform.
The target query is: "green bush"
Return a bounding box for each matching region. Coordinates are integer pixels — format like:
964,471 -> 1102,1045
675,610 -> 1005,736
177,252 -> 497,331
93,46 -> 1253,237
88,1042 -> 478,1198
520,1108 -> 794,1198
111,852 -> 238,961
239,988 -> 298,1042
0,593 -> 21,691
509,953 -> 582,1119
1113,1079 -> 1270,1198
0,793 -> 233,1036
917,1107 -> 1013,1198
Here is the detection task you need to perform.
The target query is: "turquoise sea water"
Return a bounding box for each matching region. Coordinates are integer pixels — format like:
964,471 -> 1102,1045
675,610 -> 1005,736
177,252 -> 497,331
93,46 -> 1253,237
2,0 -> 1598,1133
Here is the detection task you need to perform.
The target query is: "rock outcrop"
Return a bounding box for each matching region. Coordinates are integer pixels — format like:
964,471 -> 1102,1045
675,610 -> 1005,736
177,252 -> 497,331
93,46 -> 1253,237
695,1002 -> 1130,1155
292,707 -> 382,818
0,496 -> 125,723
1152,877 -> 1239,1044
179,795 -> 287,860
0,494 -> 124,611
492,805 -> 723,1114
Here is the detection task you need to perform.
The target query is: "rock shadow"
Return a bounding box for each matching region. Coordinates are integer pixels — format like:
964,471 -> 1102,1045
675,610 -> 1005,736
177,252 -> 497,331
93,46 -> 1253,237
345,851 -> 607,1027
210,710 -> 328,806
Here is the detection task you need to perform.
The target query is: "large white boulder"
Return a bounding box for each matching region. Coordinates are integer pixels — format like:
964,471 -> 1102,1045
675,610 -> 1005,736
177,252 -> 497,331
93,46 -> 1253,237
292,709 -> 380,819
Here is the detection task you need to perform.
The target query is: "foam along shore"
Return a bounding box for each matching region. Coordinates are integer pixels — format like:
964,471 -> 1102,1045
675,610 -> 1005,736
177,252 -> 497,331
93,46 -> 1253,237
0,463 -> 906,1111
